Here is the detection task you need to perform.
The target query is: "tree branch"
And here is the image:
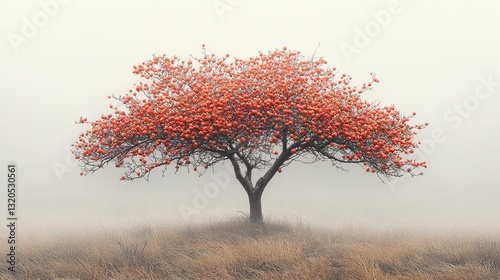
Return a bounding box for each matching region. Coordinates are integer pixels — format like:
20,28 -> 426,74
227,154 -> 253,194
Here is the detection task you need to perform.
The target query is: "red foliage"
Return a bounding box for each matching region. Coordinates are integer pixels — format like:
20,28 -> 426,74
72,46 -> 427,181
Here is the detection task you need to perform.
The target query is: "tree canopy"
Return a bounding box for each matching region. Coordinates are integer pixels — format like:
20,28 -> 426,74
72,46 -> 427,223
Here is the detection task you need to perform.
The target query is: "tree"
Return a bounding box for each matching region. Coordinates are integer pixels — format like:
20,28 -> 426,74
72,46 -> 427,224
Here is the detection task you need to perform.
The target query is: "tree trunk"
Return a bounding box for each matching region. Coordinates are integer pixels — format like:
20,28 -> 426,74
248,192 -> 263,224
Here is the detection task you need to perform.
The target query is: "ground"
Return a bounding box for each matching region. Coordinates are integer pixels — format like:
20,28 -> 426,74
3,217 -> 500,279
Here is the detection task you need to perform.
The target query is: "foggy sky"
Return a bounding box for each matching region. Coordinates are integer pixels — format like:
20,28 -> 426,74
1,0 -> 500,233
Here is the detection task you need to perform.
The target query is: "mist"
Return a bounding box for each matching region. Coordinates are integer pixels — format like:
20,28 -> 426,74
1,0 -> 500,236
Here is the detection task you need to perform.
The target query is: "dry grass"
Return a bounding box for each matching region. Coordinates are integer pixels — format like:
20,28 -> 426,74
2,217 -> 500,279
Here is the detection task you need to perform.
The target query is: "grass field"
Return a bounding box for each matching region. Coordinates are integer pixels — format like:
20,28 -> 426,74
2,217 -> 500,279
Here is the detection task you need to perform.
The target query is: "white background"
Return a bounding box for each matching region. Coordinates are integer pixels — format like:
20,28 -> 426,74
1,0 -> 499,233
